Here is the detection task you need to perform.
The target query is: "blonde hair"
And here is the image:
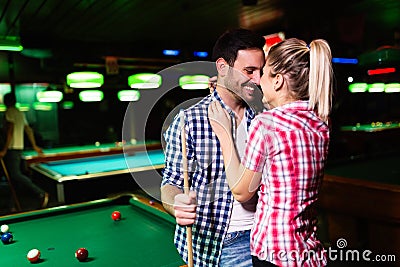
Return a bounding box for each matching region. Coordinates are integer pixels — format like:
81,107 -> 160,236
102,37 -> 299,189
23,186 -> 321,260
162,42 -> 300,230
266,38 -> 333,122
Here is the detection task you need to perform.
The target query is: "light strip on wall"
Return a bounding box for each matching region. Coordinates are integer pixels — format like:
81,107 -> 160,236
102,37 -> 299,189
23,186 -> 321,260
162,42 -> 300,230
367,67 -> 396,75
348,83 -> 368,93
0,38 -> 23,52
368,83 -> 385,93
385,83 -> 400,93
349,82 -> 400,93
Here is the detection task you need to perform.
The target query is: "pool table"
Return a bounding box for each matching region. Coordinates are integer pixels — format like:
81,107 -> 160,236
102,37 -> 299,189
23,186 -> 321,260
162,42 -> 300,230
29,150 -> 165,204
22,141 -> 162,165
338,122 -> 400,157
318,154 -> 400,255
340,121 -> 400,132
0,194 -> 186,266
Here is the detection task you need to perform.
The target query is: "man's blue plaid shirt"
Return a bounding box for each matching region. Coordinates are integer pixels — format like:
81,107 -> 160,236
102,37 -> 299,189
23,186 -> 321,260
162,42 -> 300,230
161,90 -> 255,266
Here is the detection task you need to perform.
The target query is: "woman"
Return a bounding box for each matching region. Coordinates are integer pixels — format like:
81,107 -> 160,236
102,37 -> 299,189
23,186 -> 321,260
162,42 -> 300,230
208,38 -> 333,266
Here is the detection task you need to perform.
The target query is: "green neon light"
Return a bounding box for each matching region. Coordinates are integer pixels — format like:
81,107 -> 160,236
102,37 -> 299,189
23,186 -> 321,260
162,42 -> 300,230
179,75 -> 210,90
349,82 -> 400,93
128,73 -> 161,89
67,72 -> 104,88
79,90 -> 104,102
36,91 -> 63,102
118,90 -> 140,101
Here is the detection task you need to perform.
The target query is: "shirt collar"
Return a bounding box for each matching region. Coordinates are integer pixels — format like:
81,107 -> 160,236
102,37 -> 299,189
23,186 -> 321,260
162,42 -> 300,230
211,90 -> 256,120
280,100 -> 311,111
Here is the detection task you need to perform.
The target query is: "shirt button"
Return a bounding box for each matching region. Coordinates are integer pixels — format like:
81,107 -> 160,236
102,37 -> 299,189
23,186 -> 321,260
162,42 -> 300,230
227,199 -> 231,203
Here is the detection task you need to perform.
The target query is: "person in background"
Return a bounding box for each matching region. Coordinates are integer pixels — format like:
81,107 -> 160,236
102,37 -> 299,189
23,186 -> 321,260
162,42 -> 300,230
208,38 -> 333,266
161,28 -> 266,266
0,92 -> 48,210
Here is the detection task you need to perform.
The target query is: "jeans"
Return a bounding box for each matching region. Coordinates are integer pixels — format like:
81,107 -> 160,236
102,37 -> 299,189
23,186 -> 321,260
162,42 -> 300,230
4,149 -> 45,198
252,256 -> 279,267
220,230 -> 252,267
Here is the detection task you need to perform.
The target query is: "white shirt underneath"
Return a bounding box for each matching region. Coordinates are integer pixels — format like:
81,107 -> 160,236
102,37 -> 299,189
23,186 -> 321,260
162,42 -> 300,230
227,117 -> 257,233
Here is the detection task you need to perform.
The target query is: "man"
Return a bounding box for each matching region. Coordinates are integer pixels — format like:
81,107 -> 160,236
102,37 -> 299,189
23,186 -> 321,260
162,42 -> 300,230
161,28 -> 265,266
0,93 -> 48,210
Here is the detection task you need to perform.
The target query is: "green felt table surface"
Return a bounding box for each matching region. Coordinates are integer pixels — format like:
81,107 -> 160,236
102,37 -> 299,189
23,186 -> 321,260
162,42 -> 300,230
22,141 -> 162,165
340,122 -> 400,132
325,155 -> 399,186
0,194 -> 185,267
31,150 -> 165,180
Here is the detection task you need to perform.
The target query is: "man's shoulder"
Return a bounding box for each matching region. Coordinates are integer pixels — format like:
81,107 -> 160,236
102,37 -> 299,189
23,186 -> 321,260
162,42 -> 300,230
184,94 -> 212,116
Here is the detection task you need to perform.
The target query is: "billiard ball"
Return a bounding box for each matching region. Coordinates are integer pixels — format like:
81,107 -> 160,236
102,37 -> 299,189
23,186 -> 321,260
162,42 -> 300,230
1,232 -> 13,244
75,247 -> 89,262
27,248 -> 41,263
0,224 -> 9,233
149,200 -> 154,205
111,211 -> 121,221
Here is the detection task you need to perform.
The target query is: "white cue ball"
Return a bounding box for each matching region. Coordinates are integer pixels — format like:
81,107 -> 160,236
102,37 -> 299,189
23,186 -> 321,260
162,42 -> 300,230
0,224 -> 9,233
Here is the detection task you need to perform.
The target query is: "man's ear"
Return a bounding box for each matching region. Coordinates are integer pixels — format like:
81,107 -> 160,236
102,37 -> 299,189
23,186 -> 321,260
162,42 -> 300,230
216,58 -> 228,76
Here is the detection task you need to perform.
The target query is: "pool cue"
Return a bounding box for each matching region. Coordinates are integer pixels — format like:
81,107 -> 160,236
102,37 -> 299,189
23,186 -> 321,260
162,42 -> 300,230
1,159 -> 21,211
180,112 -> 193,267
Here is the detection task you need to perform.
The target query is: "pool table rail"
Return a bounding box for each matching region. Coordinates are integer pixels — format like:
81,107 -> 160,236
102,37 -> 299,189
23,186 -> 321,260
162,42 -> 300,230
23,141 -> 162,165
0,193 -> 174,225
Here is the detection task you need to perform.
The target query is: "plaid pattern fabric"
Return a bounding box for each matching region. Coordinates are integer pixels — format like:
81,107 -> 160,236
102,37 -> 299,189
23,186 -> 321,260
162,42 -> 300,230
162,90 -> 255,266
243,101 -> 329,267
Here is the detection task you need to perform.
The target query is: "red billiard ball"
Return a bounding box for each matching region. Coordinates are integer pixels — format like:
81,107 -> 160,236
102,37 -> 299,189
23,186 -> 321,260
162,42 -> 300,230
27,248 -> 41,263
149,200 -> 154,205
111,211 -> 121,221
1,232 -> 13,244
75,247 -> 89,262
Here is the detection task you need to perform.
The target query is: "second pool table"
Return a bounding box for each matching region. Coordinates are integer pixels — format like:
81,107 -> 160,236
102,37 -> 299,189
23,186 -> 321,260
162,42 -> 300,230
29,150 -> 165,204
22,141 -> 162,165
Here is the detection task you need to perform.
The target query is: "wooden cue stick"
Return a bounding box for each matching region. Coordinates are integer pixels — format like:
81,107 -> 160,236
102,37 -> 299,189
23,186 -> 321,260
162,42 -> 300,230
181,118 -> 194,267
1,159 -> 21,211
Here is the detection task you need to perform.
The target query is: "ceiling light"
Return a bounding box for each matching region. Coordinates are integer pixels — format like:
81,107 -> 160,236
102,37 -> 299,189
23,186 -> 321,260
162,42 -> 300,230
33,102 -> 53,111
193,51 -> 209,58
15,103 -> 30,111
118,90 -> 140,101
67,72 -> 104,88
163,49 -> 180,56
36,91 -> 63,102
79,90 -> 104,102
128,73 -> 161,89
179,75 -> 210,90
62,101 -> 74,109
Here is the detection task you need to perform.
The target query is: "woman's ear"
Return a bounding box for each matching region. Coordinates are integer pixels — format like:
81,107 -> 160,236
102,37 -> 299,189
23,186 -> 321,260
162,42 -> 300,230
274,74 -> 284,91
